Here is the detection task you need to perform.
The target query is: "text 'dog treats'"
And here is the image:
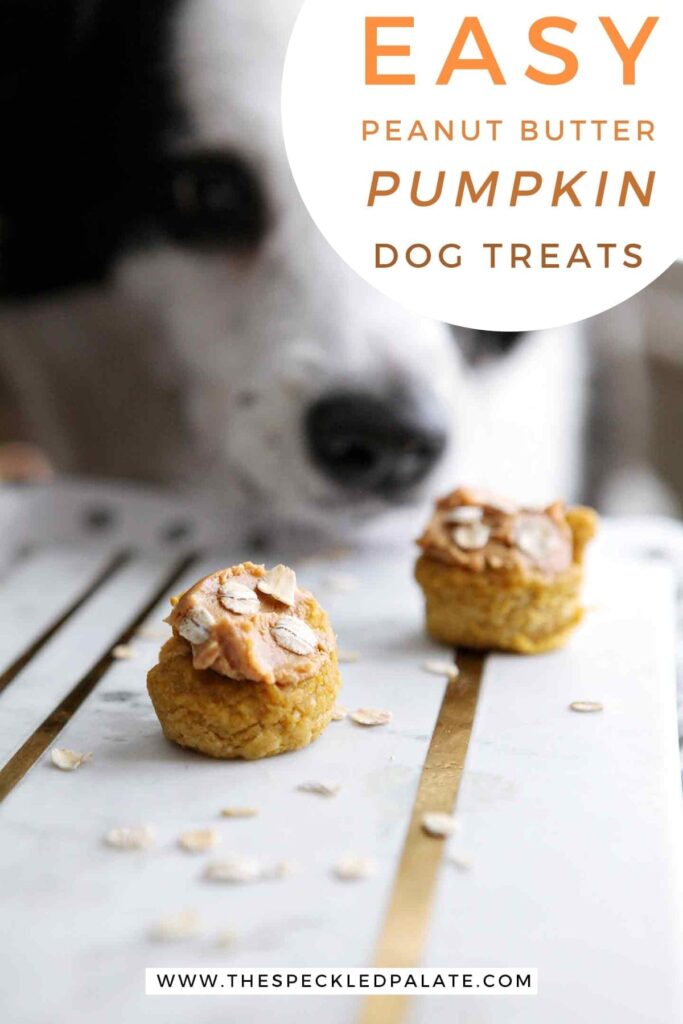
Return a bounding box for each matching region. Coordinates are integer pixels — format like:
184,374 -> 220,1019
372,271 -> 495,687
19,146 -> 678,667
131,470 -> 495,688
415,487 -> 598,654
147,563 -> 340,759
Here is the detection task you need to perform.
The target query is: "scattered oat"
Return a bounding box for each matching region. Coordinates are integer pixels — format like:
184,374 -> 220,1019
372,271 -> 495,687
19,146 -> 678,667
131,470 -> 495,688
422,812 -> 459,838
178,606 -> 215,645
453,523 -> 491,551
179,828 -> 219,853
215,929 -> 238,950
331,705 -> 349,722
204,856 -> 264,884
297,781 -> 340,798
447,851 -> 474,872
422,659 -> 460,681
257,565 -> 297,607
105,825 -> 155,850
272,615 -> 317,656
112,644 -> 135,661
51,747 -> 93,771
569,701 -> 604,714
351,708 -> 392,727
218,581 -> 260,616
444,506 -> 483,525
334,856 -> 376,881
151,909 -> 202,942
338,650 -> 360,664
220,807 -> 259,819
487,555 -> 504,570
324,572 -> 359,593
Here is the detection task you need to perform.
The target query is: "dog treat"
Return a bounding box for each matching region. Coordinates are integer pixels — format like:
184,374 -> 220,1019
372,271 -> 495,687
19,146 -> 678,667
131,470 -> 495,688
147,562 -> 340,760
415,487 -> 598,654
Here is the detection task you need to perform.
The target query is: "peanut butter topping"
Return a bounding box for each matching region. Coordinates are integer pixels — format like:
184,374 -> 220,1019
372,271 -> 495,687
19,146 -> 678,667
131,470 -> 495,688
417,487 -> 574,576
167,562 -> 334,685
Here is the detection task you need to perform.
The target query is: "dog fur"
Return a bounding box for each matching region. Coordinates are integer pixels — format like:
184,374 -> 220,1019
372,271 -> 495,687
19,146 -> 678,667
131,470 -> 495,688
1,0 -> 660,545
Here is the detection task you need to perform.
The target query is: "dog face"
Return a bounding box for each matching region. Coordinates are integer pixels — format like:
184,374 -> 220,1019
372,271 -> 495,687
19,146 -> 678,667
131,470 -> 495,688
110,0 -> 466,541
1,0 -> 584,542
116,0 -> 560,540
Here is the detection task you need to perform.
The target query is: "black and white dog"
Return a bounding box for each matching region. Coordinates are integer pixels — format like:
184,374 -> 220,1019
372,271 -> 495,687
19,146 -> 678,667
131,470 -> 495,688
2,0 -> 660,545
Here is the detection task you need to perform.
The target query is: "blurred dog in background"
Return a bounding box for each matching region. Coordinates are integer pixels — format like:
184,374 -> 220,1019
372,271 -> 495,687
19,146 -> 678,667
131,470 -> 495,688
0,0 -> 666,543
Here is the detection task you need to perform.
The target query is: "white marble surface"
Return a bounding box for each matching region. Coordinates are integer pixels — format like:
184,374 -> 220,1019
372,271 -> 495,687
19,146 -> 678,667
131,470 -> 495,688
414,554 -> 683,1024
0,543 -> 112,668
0,483 -> 681,1024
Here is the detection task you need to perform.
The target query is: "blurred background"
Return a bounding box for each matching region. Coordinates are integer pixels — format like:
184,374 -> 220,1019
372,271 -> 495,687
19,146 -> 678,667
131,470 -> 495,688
0,0 -> 681,524
2,272 -> 680,517
632,264 -> 683,507
586,265 -> 683,516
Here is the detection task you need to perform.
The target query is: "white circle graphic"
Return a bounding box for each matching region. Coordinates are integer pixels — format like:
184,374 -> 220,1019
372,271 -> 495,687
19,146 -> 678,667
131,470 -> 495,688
282,1 -> 682,331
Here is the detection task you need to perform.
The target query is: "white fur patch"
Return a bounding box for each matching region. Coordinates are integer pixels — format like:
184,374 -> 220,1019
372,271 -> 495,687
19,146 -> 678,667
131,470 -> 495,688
0,0 -> 592,551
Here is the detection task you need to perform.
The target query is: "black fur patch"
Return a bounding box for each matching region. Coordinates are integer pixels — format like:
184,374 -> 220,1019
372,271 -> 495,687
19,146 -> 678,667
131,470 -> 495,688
152,151 -> 270,251
1,0 -> 184,296
1,0 -> 274,299
2,1 -> 271,296
452,327 -> 529,364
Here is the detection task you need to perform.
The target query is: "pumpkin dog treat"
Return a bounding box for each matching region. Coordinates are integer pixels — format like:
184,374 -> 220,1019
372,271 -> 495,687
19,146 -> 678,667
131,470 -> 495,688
147,563 -> 340,759
415,488 -> 598,654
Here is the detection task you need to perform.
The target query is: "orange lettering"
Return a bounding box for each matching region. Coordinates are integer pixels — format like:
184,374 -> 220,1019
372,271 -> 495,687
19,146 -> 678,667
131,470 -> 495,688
437,17 -> 506,86
527,17 -> 578,85
368,172 -> 401,206
365,17 -> 415,86
599,17 -> 659,85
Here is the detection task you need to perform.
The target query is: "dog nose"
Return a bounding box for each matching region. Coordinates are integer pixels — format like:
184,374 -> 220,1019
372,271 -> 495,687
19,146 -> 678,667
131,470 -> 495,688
305,392 -> 447,495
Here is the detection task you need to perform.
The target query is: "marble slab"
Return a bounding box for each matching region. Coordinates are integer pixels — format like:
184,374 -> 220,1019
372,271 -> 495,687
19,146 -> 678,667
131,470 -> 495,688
0,484 -> 680,1024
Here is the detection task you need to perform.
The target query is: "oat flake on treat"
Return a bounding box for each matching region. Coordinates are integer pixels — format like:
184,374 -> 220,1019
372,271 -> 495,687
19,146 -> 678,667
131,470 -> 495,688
452,522 -> 491,551
443,506 -> 483,525
271,615 -> 317,656
178,605 -> 215,645
256,565 -> 297,606
218,581 -> 260,616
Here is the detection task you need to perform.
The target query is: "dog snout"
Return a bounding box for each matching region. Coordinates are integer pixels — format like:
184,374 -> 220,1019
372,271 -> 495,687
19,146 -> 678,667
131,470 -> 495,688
304,391 -> 447,497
